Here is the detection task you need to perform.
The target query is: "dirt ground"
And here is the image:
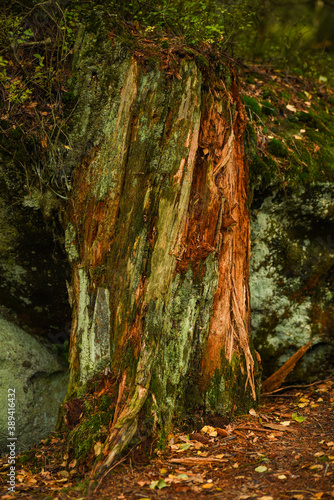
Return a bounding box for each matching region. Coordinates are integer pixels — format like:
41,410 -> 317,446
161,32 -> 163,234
1,379 -> 333,500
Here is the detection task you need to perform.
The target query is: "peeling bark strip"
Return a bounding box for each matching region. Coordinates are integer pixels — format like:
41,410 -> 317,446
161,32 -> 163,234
64,36 -> 259,474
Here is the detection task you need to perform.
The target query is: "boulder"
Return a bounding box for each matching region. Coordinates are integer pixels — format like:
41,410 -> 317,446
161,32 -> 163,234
0,316 -> 68,455
250,183 -> 334,383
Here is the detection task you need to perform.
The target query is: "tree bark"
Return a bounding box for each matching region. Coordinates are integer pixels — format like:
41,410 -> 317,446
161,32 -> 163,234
63,33 -> 260,477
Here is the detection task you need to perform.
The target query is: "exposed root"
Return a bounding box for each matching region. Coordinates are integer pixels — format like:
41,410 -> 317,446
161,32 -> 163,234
232,285 -> 256,400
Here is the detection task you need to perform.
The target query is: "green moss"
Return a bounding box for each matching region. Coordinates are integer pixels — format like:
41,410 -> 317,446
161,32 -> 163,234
267,138 -> 288,158
261,100 -> 278,116
66,392 -> 114,462
206,348 -> 260,416
242,95 -> 262,118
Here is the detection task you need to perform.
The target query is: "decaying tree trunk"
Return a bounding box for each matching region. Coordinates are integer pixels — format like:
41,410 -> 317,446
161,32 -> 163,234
63,31 -> 260,477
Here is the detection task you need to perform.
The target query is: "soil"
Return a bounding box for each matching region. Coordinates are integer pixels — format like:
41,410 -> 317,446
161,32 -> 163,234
1,380 -> 333,500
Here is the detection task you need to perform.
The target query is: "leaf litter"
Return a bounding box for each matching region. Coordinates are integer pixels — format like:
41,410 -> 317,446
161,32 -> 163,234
1,380 -> 333,499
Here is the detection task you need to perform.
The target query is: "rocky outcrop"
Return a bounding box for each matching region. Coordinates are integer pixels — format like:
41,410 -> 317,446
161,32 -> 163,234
250,183 -> 334,383
0,316 -> 68,455
0,150 -> 71,338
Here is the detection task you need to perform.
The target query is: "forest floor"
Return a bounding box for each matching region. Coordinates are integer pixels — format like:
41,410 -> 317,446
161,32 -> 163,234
1,379 -> 333,500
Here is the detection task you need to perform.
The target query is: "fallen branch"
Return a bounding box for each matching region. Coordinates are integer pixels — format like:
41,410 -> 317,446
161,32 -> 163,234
261,341 -> 312,394
170,457 -> 227,465
262,375 -> 334,395
234,425 -> 277,433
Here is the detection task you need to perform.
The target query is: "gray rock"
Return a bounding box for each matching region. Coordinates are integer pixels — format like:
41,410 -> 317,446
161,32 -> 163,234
250,183 -> 334,383
0,316 -> 68,455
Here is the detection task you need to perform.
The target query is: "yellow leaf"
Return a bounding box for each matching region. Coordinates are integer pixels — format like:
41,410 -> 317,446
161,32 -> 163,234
94,441 -> 102,456
278,474 -> 287,480
202,483 -> 214,489
64,145 -> 71,150
160,468 -> 167,474
286,104 -> 297,112
255,465 -> 267,473
201,425 -> 217,437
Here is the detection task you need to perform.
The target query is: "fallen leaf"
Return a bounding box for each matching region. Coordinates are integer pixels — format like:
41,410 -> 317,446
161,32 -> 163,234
255,465 -> 268,473
292,413 -> 306,423
278,474 -> 287,479
280,421 -> 291,426
150,479 -> 168,490
58,470 -> 69,478
216,427 -> 228,437
201,425 -> 217,437
249,408 -> 258,416
259,497 -> 273,500
286,104 -> 297,112
202,483 -> 214,489
160,468 -> 167,474
179,443 -> 191,451
177,474 -> 189,480
94,441 -> 102,456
